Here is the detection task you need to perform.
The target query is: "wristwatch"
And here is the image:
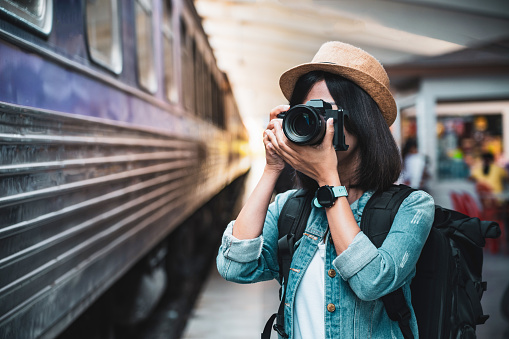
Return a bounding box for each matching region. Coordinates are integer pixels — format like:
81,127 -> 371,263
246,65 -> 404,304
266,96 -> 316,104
313,185 -> 348,208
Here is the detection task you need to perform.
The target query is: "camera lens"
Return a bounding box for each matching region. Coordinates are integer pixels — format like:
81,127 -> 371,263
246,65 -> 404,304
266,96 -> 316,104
293,112 -> 315,135
282,105 -> 325,145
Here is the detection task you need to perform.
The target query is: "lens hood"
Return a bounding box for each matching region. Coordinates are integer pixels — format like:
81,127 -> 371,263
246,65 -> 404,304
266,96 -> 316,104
281,104 -> 326,145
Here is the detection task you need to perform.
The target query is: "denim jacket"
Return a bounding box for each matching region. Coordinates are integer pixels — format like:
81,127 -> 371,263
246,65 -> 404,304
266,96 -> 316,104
217,189 -> 435,339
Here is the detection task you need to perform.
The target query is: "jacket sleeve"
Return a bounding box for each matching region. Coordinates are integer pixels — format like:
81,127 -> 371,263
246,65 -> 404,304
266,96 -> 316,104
332,190 -> 434,301
216,190 -> 295,284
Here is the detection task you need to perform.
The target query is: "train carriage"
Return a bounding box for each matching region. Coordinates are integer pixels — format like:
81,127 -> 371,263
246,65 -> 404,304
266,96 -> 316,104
0,1 -> 250,338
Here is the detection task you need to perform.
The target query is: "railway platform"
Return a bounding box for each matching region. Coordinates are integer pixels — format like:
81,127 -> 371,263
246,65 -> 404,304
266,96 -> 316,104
182,159 -> 509,339
182,251 -> 509,339
182,266 -> 279,339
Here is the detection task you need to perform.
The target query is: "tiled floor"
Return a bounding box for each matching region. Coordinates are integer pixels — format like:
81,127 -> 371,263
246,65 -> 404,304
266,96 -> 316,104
477,251 -> 509,339
182,159 -> 281,339
181,267 -> 280,339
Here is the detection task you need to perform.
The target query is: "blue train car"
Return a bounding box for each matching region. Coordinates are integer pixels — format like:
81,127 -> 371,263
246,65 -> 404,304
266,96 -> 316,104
0,1 -> 250,338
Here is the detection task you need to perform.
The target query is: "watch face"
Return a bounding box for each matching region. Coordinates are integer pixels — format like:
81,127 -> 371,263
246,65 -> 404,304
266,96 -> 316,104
317,186 -> 334,207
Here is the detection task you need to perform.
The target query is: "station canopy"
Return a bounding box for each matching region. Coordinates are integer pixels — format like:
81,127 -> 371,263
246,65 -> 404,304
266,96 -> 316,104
194,0 -> 509,132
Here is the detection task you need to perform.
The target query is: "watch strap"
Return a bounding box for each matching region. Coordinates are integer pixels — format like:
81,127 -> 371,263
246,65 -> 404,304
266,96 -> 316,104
313,185 -> 348,208
332,186 -> 348,198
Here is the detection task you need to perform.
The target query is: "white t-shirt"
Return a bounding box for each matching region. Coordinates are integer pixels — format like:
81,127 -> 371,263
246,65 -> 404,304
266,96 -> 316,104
293,241 -> 326,339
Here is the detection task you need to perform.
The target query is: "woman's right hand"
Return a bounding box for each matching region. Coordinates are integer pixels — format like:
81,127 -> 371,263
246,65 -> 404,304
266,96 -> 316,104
232,104 -> 290,240
263,105 -> 289,173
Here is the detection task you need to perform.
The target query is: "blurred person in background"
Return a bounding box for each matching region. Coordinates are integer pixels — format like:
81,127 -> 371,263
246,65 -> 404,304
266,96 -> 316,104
470,151 -> 508,195
401,138 -> 430,191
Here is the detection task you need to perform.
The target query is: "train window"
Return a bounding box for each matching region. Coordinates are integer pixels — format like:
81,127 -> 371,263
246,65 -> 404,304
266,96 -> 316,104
135,0 -> 157,93
212,78 -> 219,125
212,76 -> 225,129
162,0 -> 177,103
198,54 -> 206,119
86,0 -> 122,74
204,65 -> 212,121
194,44 -> 203,118
180,19 -> 195,111
216,80 -> 225,128
0,0 -> 53,35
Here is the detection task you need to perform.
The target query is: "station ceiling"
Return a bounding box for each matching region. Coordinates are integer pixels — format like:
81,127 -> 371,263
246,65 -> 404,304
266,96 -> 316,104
194,0 -> 509,132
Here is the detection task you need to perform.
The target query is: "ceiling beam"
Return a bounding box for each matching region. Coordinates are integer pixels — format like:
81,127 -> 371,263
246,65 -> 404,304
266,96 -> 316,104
316,0 -> 509,46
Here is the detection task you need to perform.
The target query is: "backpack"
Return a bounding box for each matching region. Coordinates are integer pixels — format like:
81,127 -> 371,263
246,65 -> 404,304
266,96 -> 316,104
262,185 -> 501,339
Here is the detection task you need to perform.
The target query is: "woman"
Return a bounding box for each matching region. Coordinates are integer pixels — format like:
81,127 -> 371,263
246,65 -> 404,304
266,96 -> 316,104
216,41 -> 435,338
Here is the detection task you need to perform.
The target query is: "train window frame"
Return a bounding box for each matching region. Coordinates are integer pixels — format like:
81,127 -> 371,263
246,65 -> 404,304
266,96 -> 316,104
135,0 -> 157,94
85,0 -> 123,75
194,49 -> 204,118
204,63 -> 212,122
162,0 -> 178,103
180,17 -> 196,112
0,0 -> 53,35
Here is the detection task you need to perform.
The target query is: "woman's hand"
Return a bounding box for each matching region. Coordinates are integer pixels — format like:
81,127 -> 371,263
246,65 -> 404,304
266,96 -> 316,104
263,105 -> 289,174
232,105 -> 291,240
266,114 -> 340,186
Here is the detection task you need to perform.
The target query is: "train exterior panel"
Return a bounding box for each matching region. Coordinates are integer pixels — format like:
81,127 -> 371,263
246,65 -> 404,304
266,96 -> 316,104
0,0 -> 250,338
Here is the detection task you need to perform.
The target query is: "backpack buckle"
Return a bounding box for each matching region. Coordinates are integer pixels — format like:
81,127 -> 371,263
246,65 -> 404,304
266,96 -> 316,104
273,324 -> 289,338
394,307 -> 411,322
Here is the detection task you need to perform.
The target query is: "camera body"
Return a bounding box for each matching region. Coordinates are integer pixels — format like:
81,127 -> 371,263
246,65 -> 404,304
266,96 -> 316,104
277,99 -> 349,151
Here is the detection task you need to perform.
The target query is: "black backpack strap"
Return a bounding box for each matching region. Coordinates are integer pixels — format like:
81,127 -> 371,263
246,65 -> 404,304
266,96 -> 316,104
382,289 -> 414,339
362,185 -> 416,247
277,189 -> 313,285
262,189 -> 313,339
361,184 -> 416,339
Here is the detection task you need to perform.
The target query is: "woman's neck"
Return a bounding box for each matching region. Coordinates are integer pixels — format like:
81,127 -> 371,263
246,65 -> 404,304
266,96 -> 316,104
337,162 -> 364,204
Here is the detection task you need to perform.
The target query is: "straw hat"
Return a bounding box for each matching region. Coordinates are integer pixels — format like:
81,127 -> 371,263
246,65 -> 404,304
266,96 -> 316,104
279,41 -> 397,126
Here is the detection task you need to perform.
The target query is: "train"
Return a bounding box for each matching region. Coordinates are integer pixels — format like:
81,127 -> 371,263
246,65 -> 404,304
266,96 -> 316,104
0,0 -> 250,338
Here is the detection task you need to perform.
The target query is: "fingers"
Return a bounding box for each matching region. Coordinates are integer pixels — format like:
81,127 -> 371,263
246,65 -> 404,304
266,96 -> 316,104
263,129 -> 286,170
271,119 -> 288,150
269,105 -> 290,121
272,121 -> 303,163
263,128 -> 275,148
266,105 -> 289,147
264,122 -> 290,161
265,140 -> 277,156
321,118 -> 335,148
263,129 -> 277,156
266,118 -> 280,130
266,119 -> 284,146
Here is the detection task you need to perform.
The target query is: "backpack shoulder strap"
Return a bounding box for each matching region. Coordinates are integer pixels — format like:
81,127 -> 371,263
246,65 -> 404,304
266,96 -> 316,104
277,189 -> 313,271
262,189 -> 313,339
277,189 -> 313,239
360,184 -> 416,339
361,184 -> 415,247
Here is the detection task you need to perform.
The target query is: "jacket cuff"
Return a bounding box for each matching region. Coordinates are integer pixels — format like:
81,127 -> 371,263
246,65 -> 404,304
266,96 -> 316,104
332,231 -> 378,280
221,221 -> 263,263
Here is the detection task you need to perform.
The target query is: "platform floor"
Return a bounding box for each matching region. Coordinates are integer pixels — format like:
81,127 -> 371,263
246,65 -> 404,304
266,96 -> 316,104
181,266 -> 279,339
182,251 -> 509,339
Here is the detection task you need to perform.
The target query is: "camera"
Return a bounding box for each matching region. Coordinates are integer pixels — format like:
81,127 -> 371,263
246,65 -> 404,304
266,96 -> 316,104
277,99 -> 349,151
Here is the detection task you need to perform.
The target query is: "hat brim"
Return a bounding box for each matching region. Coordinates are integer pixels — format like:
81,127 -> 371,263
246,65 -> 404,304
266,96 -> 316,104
279,62 -> 397,126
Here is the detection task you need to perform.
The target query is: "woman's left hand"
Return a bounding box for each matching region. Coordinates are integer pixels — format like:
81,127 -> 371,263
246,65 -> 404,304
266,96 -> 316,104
265,117 -> 340,185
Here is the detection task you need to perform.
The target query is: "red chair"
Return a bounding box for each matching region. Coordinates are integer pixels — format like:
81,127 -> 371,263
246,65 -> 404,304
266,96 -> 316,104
451,188 -> 505,253
450,191 -> 481,218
